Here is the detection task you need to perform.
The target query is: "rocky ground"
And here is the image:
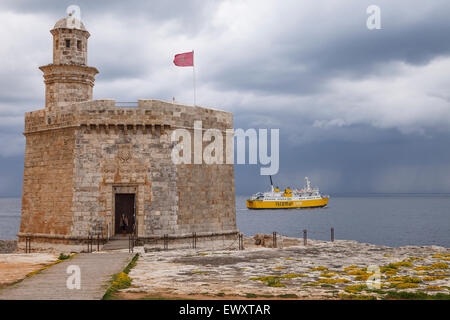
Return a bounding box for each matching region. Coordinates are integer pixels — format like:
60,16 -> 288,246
0,253 -> 58,288
117,236 -> 450,300
0,240 -> 17,254
1,236 -> 449,300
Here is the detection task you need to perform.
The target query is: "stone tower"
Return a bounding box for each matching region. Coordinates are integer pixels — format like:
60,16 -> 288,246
18,13 -> 238,252
39,14 -> 98,111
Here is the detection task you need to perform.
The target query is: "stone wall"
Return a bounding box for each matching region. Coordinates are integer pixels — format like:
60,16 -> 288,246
51,27 -> 89,66
72,123 -> 178,238
20,127 -> 76,237
20,99 -> 238,246
40,64 -> 98,110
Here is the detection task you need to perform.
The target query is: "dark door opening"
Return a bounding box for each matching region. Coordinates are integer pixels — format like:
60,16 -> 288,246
115,193 -> 135,235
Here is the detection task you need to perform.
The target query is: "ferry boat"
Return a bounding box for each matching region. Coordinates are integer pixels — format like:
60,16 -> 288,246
246,176 -> 329,209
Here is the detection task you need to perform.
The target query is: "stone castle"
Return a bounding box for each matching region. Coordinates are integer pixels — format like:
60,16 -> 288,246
18,14 -> 237,251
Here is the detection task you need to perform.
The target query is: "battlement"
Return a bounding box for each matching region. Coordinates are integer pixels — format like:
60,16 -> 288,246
24,99 -> 233,134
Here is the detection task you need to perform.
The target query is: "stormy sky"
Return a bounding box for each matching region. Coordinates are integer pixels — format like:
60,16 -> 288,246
1,0 -> 450,197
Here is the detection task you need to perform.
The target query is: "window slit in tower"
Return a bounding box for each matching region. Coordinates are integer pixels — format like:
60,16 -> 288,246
65,39 -> 71,48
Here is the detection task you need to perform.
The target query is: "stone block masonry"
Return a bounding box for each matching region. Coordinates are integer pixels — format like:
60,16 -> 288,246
17,13 -> 238,251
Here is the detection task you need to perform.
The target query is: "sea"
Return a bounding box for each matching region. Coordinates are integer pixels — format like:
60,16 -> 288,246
1,195 -> 449,247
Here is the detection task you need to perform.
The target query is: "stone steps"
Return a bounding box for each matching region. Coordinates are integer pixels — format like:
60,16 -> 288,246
102,236 -> 130,250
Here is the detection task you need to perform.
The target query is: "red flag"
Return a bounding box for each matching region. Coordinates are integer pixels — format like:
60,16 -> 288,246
173,51 -> 194,67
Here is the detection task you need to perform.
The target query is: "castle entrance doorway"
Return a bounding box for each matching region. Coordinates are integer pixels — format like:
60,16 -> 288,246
114,193 -> 135,235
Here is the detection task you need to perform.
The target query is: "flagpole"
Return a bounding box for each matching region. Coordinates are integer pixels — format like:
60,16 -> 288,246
193,50 -> 196,106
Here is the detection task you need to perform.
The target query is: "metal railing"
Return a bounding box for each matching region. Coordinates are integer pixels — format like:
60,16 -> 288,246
138,232 -> 242,251
116,101 -> 138,108
25,237 -> 31,253
129,222 -> 137,253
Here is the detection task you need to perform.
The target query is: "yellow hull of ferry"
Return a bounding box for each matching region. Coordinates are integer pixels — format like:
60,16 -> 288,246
247,197 -> 328,209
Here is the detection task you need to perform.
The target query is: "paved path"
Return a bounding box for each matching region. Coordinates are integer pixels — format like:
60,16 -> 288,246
103,235 -> 130,250
0,252 -> 132,300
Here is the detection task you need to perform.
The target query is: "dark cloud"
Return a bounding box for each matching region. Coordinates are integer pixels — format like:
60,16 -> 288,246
0,0 -> 222,34
1,0 -> 450,197
234,124 -> 450,195
205,0 -> 450,95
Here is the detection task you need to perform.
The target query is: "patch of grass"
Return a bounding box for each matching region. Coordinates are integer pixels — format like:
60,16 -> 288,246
431,262 -> 448,270
302,282 -> 319,287
280,273 -> 307,279
111,272 -> 131,289
345,268 -> 375,281
414,266 -> 433,271
387,276 -> 422,284
123,254 -> 139,274
387,261 -> 413,269
278,293 -> 298,298
250,276 -> 276,282
317,278 -> 350,284
380,266 -> 397,274
406,257 -> 424,262
346,269 -> 367,276
343,265 -> 359,271
273,266 -> 286,270
267,278 -> 285,287
250,275 -> 287,287
310,266 -> 328,272
425,274 -> 447,280
320,273 -> 335,278
320,284 -> 334,288
384,291 -> 450,300
432,271 -> 448,275
339,293 -> 377,300
58,253 -> 71,260
365,288 -> 388,295
245,293 -> 258,298
355,273 -> 373,281
432,254 -> 450,260
344,284 -> 368,293
392,283 -> 419,289
425,286 -> 444,291
250,273 -> 306,286
216,292 -> 225,297
103,253 -> 139,300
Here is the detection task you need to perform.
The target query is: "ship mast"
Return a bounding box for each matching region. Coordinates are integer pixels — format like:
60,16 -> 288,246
269,175 -> 274,192
305,176 -> 311,192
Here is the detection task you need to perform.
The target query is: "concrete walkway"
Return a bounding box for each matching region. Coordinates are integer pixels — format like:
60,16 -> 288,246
0,252 -> 132,300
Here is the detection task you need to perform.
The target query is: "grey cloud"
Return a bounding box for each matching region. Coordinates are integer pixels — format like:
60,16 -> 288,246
234,124 -> 450,195
0,0 -> 222,34
1,0 -> 450,197
206,0 -> 450,95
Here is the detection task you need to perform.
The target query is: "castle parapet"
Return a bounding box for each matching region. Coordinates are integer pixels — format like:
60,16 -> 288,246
24,99 -> 232,135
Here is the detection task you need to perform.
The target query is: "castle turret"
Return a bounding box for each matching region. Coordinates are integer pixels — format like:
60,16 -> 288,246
39,13 -> 98,110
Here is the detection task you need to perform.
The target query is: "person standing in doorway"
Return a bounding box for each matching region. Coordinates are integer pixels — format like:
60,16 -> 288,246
120,213 -> 128,235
